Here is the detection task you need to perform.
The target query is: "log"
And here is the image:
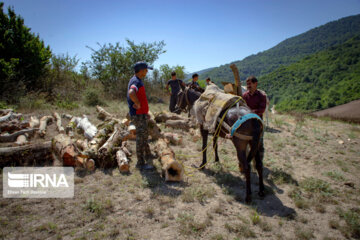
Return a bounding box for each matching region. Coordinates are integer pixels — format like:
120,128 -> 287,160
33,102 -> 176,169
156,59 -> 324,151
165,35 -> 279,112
53,112 -> 65,133
0,109 -> 13,116
0,128 -> 38,143
162,132 -> 182,145
52,134 -> 94,170
66,117 -> 78,137
154,138 -> 184,182
29,116 -> 40,128
230,64 -> 242,96
165,119 -> 192,131
98,127 -> 132,156
116,149 -> 130,173
148,118 -> 162,140
0,111 -> 13,123
154,111 -> 188,123
0,141 -> 53,168
15,135 -> 28,145
96,105 -> 114,120
0,119 -> 30,133
75,115 -> 97,139
75,139 -> 88,151
62,113 -> 73,120
39,116 -> 54,137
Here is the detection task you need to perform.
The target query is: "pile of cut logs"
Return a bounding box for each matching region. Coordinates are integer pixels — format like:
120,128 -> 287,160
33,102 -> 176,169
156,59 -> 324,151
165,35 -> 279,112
0,107 -> 199,182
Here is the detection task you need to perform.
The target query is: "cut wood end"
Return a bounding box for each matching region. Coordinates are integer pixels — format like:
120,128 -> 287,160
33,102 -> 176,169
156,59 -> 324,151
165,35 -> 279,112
119,163 -> 130,173
164,160 -> 183,182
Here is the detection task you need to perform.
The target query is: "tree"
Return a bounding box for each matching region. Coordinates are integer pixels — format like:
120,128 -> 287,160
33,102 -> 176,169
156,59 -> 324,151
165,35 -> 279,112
87,39 -> 166,98
0,3 -> 51,102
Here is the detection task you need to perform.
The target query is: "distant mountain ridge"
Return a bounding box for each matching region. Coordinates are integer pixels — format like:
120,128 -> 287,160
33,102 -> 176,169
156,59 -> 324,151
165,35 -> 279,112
258,35 -> 360,112
198,14 -> 360,85
185,67 -> 214,80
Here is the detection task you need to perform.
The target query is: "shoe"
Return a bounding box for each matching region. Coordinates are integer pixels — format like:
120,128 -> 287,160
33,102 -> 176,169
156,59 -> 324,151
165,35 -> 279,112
136,163 -> 155,171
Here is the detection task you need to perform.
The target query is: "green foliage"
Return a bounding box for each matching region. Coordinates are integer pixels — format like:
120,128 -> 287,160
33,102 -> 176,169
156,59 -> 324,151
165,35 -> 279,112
259,36 -> 360,112
87,39 -> 166,98
300,177 -> 333,196
199,14 -> 360,86
0,3 -> 51,103
84,88 -> 103,106
337,208 -> 360,239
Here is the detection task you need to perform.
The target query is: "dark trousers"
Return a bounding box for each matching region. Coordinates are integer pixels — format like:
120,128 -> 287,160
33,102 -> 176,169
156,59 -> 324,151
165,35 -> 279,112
169,94 -> 180,113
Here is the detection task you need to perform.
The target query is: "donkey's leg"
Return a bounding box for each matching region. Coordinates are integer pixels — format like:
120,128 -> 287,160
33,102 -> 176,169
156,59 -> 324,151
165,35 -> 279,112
234,138 -> 252,203
199,125 -> 208,168
255,152 -> 265,197
213,134 -> 219,162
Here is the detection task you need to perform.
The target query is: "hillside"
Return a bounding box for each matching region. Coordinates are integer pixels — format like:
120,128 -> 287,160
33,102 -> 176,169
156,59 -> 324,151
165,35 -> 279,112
199,14 -> 360,85
259,36 -> 360,112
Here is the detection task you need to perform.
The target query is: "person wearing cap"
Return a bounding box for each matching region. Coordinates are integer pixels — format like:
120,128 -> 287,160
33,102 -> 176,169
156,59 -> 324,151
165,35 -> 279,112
127,61 -> 154,170
242,75 -> 267,162
188,73 -> 204,92
165,71 -> 185,114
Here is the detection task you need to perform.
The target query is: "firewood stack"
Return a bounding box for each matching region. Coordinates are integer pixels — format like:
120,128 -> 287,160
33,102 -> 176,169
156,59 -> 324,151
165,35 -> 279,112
0,107 -> 185,182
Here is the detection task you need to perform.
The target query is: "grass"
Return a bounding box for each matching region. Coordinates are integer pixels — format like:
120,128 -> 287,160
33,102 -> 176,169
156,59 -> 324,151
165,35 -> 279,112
224,222 -> 256,238
269,167 -> 297,185
337,207 -> 360,239
295,227 -> 314,240
288,187 -> 310,209
176,212 -> 209,236
324,170 -> 345,181
182,185 -> 216,203
300,177 -> 333,196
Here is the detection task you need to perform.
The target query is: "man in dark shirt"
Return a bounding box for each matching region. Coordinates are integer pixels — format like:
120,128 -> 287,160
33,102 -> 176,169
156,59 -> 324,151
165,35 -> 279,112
188,73 -> 204,92
242,75 -> 267,161
165,71 -> 185,114
127,61 -> 154,170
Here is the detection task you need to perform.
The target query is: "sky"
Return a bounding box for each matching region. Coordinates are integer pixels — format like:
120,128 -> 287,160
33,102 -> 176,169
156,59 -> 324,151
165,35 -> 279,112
3,0 -> 360,73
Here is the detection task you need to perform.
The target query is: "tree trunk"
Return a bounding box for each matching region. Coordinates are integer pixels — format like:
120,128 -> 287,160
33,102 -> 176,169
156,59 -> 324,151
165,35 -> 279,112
154,138 -> 184,182
29,116 -> 40,128
39,116 -> 54,137
53,112 -> 65,133
15,135 -> 28,145
116,149 -> 130,173
75,115 -> 97,139
165,119 -> 192,131
0,141 -> 53,168
154,111 -> 188,123
0,119 -> 30,133
162,132 -> 182,145
0,128 -> 38,143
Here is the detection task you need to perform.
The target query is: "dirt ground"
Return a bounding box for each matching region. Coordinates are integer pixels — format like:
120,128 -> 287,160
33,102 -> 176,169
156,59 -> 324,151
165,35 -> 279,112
0,101 -> 359,240
312,99 -> 360,123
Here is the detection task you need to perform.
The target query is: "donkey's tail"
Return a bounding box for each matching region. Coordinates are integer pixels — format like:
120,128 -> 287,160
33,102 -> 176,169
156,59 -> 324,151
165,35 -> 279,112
246,119 -> 262,163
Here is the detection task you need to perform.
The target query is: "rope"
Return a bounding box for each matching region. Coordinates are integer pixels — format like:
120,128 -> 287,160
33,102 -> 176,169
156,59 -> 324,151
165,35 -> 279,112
177,96 -> 244,176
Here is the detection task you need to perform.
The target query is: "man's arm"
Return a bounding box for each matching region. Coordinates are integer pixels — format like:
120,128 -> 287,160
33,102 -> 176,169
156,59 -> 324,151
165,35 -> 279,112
165,81 -> 171,95
128,89 -> 140,109
254,94 -> 267,116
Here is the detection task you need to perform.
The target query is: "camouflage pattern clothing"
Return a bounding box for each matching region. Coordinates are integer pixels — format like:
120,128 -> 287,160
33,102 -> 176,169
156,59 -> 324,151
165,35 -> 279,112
131,114 -> 151,164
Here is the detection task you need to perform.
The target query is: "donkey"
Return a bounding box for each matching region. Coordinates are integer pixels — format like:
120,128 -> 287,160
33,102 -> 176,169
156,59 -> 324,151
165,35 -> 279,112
176,87 -> 264,203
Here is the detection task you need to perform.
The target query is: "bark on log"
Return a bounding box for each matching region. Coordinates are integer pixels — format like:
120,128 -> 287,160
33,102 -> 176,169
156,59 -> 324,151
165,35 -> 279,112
53,112 -> 65,133
98,127 -> 131,156
39,116 -> 54,137
0,111 -> 13,123
0,109 -> 13,116
162,132 -> 182,145
52,134 -> 94,170
154,111 -> 188,123
154,138 -> 184,182
116,149 -> 130,173
0,128 -> 38,143
148,118 -> 162,140
165,119 -> 192,131
0,119 -> 30,133
96,105 -> 115,121
29,116 -> 40,128
75,115 -> 97,139
15,135 -> 28,145
0,141 -> 53,168
230,63 -> 242,96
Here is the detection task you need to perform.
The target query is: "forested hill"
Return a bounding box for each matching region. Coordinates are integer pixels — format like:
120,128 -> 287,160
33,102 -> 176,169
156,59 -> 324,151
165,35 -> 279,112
258,36 -> 360,113
199,14 -> 360,85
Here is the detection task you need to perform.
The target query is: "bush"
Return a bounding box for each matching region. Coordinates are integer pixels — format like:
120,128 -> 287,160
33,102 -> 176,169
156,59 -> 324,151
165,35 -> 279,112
84,88 -> 103,106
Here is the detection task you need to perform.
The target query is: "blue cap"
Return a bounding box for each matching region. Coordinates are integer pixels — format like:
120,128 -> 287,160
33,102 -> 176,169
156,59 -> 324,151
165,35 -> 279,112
134,61 -> 153,72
